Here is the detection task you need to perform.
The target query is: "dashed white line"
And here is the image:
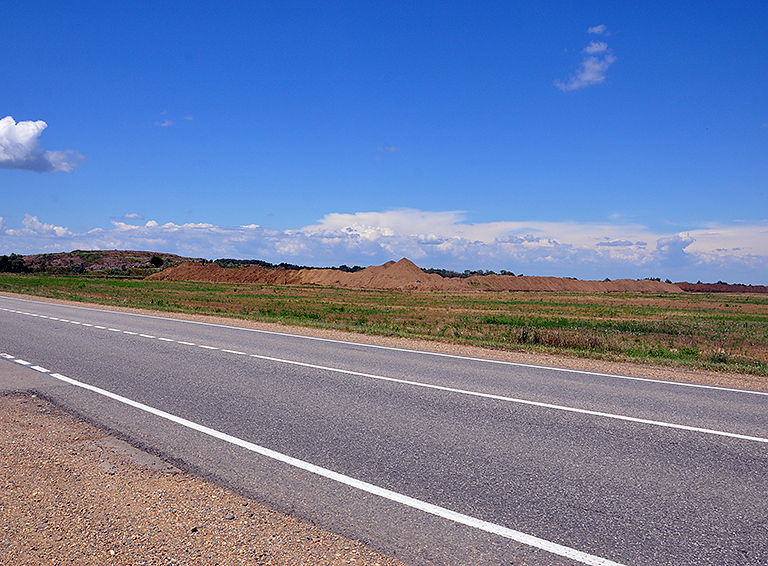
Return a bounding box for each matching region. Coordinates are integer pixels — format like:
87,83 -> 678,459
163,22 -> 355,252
157,337 -> 174,342
177,341 -> 196,346
222,349 -> 247,355
94,326 -> 106,329
108,328 -> 121,332
139,334 -> 156,339
13,359 -> 31,366
123,331 -> 138,335
198,345 -> 218,350
31,365 -> 50,373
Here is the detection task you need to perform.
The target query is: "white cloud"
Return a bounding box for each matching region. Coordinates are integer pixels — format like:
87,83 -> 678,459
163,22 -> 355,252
588,25 -> 607,35
1,210 -> 767,284
121,213 -> 144,220
555,29 -> 616,91
583,41 -> 609,54
0,116 -> 84,173
156,120 -> 174,127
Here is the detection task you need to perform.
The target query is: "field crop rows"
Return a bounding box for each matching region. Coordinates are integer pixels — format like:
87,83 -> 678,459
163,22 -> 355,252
1,274 -> 767,376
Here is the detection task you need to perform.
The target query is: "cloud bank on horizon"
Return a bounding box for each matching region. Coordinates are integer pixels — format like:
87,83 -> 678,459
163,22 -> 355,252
1,210 -> 766,284
0,117 -> 84,173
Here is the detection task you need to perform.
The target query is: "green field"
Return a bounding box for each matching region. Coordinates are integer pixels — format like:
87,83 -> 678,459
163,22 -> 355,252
2,274 -> 767,376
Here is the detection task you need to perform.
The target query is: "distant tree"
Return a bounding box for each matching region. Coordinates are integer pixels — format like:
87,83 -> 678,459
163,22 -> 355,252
150,255 -> 164,268
0,254 -> 29,273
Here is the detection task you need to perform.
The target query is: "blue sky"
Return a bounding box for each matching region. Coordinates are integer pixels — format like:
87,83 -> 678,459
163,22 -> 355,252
2,1 -> 767,283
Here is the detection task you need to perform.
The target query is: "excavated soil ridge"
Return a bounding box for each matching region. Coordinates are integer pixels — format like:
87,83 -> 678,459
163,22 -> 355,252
147,258 -> 683,293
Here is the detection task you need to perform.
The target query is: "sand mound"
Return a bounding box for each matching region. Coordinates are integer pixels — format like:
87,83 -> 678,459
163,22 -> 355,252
147,258 -> 683,293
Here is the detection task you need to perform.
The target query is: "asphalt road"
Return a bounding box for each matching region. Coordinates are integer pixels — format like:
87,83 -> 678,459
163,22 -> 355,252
1,294 -> 767,566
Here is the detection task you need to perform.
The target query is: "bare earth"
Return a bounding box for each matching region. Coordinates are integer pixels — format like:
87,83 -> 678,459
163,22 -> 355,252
2,294 -> 766,566
146,258 -> 683,293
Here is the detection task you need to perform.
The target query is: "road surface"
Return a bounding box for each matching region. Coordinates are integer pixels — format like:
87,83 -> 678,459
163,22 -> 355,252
1,294 -> 767,565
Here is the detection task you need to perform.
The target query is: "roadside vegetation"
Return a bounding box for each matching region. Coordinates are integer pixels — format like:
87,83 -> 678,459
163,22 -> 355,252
1,273 -> 767,377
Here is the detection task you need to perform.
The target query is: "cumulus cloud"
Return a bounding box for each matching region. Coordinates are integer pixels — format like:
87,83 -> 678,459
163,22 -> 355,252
555,29 -> 616,91
588,24 -> 607,35
1,210 -> 767,283
0,116 -> 84,173
121,213 -> 145,220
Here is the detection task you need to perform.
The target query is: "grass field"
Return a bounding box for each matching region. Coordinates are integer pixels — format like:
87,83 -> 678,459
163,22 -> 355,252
1,274 -> 767,376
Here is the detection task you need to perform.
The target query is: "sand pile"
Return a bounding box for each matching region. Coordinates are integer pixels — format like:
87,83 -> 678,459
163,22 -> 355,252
147,258 -> 683,293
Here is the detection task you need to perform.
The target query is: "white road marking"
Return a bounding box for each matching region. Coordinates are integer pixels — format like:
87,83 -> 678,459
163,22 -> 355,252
108,328 -> 121,332
2,295 -> 765,397
82,323 -> 92,327
70,321 -> 81,325
13,359 -> 31,366
2,299 -> 766,442
31,362 -> 624,566
94,325 -> 106,329
247,353 -> 768,444
31,366 -> 49,373
157,337 -> 174,342
139,334 -> 155,339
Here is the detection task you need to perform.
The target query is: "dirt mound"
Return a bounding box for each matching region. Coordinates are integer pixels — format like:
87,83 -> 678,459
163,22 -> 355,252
148,258 -> 683,293
676,282 -> 768,294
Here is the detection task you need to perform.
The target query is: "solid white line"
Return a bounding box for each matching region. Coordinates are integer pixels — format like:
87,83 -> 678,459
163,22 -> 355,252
246,353 -> 768,444
39,366 -> 624,566
2,294 -> 764,397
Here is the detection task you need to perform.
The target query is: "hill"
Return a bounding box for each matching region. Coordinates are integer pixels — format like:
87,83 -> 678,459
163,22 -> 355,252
20,250 -> 200,275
